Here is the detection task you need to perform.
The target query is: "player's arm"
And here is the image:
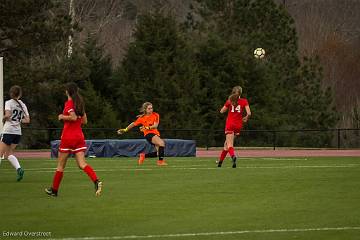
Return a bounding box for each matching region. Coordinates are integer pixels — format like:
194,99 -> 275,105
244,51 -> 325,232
21,114 -> 30,124
81,113 -> 87,125
3,101 -> 12,123
220,106 -> 228,114
149,122 -> 159,129
2,110 -> 12,123
141,121 -> 158,131
58,111 -> 77,121
20,103 -> 30,124
117,122 -> 135,135
243,105 -> 251,123
220,100 -> 230,114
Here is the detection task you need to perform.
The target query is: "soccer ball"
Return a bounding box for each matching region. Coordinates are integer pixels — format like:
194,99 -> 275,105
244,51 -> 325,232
254,48 -> 265,59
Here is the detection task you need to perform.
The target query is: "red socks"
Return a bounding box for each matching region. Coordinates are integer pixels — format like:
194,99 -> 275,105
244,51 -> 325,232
51,165 -> 97,192
228,147 -> 235,158
83,165 -> 98,182
219,150 -> 228,161
52,170 -> 63,191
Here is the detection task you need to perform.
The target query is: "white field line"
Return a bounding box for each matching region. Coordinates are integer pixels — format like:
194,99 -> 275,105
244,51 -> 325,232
241,164 -> 360,169
264,158 -> 306,160
1,164 -> 359,174
36,157 -> 311,162
48,226 -> 360,240
239,157 -> 308,161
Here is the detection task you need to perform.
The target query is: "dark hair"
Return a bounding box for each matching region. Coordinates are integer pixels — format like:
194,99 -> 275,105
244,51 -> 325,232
9,85 -> 22,99
228,86 -> 242,106
65,82 -> 85,116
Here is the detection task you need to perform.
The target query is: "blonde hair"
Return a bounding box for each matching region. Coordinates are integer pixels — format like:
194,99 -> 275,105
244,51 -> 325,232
137,102 -> 153,117
229,86 -> 242,106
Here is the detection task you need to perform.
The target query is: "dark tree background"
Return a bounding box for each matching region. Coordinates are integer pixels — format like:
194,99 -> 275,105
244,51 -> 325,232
0,0 -> 342,148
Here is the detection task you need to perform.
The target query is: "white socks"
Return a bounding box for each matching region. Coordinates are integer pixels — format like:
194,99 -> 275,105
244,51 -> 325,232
8,155 -> 21,170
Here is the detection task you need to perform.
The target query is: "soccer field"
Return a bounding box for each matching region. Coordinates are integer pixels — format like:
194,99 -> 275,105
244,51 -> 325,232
1,157 -> 360,240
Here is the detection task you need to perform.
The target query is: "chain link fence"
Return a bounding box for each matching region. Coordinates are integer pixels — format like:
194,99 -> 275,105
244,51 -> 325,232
18,127 -> 360,150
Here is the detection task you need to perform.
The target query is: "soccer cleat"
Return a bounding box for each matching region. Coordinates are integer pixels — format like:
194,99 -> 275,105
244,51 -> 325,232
16,168 -> 24,182
95,180 -> 103,196
45,187 -> 58,197
232,156 -> 237,168
217,160 -> 223,167
138,153 -> 145,165
157,160 -> 168,166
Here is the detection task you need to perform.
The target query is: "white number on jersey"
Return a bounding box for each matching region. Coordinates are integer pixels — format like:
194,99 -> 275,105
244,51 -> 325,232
231,105 -> 241,113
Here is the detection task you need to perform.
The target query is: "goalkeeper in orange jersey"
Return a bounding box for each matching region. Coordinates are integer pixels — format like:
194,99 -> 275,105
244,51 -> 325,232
117,102 -> 167,166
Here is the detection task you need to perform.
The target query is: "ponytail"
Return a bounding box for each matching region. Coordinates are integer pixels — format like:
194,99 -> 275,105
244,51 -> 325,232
229,93 -> 239,106
65,82 -> 85,117
228,86 -> 242,106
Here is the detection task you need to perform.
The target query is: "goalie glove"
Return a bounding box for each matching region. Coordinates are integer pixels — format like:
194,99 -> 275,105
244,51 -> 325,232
117,128 -> 128,134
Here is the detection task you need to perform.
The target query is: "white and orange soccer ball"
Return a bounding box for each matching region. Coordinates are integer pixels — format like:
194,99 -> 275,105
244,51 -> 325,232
254,48 -> 265,59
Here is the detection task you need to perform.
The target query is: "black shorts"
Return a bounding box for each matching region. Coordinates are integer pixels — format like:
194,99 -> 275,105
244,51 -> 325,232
144,133 -> 157,145
1,134 -> 21,145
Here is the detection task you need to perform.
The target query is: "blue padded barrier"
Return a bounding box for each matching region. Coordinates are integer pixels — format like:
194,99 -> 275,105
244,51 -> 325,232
50,139 -> 196,158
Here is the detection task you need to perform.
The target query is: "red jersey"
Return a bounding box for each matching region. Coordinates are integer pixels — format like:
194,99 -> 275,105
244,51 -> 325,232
133,112 -> 160,136
61,99 -> 84,140
224,98 -> 249,126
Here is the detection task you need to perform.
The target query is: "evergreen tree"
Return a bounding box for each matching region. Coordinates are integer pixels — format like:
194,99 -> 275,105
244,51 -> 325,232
83,36 -> 113,100
0,0 -> 73,129
1,1 -> 118,146
195,0 -> 337,130
0,0 -> 72,59
114,11 -> 203,134
195,0 -> 299,129
60,45 -> 119,129
295,57 -> 337,129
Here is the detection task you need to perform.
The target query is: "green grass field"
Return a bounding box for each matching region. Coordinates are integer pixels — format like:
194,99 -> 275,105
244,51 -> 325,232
1,156 -> 360,240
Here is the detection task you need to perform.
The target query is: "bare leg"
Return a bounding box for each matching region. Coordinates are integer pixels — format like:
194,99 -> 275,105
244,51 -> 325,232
0,142 -> 24,180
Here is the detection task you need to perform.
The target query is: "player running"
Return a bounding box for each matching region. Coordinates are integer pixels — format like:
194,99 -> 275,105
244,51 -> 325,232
218,86 -> 251,168
117,102 -> 167,166
45,82 -> 102,197
0,85 -> 30,181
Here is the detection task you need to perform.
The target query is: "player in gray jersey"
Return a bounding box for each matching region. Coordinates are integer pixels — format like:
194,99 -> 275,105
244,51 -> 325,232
0,85 -> 30,181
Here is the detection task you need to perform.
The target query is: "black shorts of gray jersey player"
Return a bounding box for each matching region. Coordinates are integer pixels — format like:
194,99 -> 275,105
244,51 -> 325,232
1,134 -> 21,145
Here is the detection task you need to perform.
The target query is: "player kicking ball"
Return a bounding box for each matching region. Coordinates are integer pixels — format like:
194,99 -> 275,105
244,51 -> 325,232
218,86 -> 251,168
117,102 -> 167,166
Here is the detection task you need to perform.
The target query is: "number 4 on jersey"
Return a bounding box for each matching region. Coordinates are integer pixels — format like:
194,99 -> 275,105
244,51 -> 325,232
231,105 -> 241,113
11,109 -> 23,122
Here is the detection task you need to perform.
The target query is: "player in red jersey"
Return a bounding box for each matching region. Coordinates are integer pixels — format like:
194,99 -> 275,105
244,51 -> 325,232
218,86 -> 251,168
117,102 -> 167,166
45,83 -> 102,197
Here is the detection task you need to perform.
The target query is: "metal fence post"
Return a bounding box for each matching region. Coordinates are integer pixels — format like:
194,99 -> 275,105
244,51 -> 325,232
206,131 -> 209,150
273,131 -> 277,150
48,129 -> 53,144
337,129 -> 341,149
